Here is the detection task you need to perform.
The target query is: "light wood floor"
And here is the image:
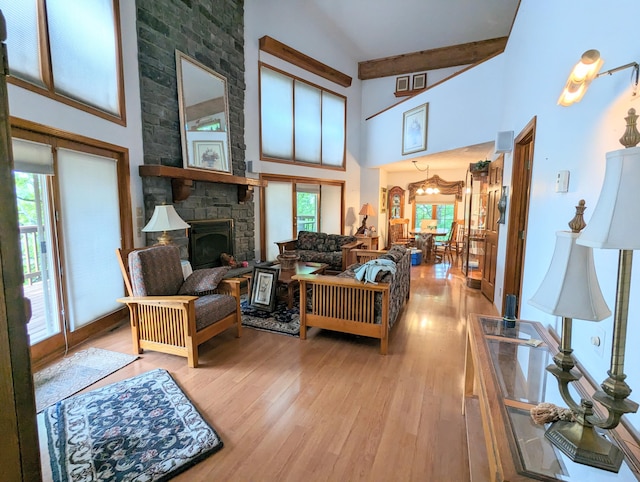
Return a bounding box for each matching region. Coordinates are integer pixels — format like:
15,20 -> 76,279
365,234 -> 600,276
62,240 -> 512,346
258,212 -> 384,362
37,262 -> 498,481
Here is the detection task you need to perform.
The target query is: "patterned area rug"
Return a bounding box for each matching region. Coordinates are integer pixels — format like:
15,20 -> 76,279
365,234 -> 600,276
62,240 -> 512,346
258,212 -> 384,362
44,368 -> 223,482
34,348 -> 138,413
241,296 -> 300,336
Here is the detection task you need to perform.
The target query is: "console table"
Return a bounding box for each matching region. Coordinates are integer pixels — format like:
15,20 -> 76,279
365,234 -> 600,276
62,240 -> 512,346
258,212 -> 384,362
463,313 -> 640,481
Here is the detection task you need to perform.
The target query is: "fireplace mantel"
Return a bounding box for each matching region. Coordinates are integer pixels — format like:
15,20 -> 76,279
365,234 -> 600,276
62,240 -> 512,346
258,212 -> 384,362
139,165 -> 266,203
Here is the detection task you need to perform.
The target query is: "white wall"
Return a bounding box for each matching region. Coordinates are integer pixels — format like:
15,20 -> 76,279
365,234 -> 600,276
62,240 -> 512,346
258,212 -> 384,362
365,0 -> 640,431
497,0 -> 640,431
7,2 -> 145,246
244,0 -> 364,259
364,54 -> 505,168
362,65 -> 468,119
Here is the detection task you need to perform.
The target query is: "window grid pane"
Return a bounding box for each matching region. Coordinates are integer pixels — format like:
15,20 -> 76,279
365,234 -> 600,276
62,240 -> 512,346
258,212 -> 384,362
1,0 -> 44,86
46,0 -> 120,115
294,81 -> 321,163
261,66 -> 294,159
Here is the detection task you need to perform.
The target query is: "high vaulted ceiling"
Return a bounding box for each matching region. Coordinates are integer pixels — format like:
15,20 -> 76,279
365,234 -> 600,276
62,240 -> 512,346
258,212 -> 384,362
306,0 -> 520,172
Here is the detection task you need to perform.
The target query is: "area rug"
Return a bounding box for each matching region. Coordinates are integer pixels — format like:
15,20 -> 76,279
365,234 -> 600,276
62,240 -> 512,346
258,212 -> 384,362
34,347 -> 138,413
44,368 -> 223,482
241,296 -> 300,336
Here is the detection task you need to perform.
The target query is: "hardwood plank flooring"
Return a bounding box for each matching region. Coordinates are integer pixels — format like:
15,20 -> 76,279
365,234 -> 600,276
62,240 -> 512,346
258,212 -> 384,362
37,262 -> 497,481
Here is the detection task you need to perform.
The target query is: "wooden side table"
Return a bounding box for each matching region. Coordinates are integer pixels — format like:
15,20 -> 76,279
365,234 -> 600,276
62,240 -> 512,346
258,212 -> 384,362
463,313 -> 640,481
355,234 -> 379,250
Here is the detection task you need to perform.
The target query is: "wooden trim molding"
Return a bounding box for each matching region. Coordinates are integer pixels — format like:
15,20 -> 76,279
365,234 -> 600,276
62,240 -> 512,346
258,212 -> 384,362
358,36 -> 508,80
259,36 -> 352,87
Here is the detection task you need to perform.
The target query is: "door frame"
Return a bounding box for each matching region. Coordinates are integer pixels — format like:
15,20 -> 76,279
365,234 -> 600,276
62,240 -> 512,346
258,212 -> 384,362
502,117 -> 536,317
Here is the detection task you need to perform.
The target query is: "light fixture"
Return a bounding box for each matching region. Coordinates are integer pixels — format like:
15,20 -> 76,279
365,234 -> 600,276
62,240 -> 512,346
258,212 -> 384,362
412,162 -> 440,195
529,200 -> 615,469
558,49 -> 639,106
142,204 -> 190,245
356,203 -> 376,235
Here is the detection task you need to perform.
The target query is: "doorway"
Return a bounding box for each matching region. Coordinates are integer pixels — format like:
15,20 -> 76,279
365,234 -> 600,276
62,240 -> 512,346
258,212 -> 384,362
502,117 -> 536,317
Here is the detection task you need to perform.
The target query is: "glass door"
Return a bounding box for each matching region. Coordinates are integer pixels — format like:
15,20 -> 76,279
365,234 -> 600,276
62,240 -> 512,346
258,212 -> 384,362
296,184 -> 319,232
15,171 -> 62,345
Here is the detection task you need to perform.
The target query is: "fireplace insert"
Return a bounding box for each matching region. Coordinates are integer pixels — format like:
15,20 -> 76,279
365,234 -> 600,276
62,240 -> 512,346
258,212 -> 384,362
188,219 -> 234,270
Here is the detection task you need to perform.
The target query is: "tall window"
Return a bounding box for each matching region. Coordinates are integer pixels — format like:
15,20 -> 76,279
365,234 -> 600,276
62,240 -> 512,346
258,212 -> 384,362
1,0 -> 124,121
415,202 -> 456,231
260,64 -> 346,169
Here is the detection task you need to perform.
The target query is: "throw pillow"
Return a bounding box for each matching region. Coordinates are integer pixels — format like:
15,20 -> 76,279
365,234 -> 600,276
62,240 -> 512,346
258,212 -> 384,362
179,266 -> 230,295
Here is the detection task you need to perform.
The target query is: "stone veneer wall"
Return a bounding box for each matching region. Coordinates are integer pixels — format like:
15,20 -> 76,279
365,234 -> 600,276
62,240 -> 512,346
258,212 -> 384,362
136,0 -> 254,261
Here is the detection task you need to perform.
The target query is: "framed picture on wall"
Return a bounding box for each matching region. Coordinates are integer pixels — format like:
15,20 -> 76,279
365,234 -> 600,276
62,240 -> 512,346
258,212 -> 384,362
402,103 -> 428,155
395,75 -> 410,93
412,73 -> 426,90
380,187 -> 388,213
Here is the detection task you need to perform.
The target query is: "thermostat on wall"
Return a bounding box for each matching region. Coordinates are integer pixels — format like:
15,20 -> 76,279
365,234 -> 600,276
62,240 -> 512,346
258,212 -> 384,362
556,170 -> 570,193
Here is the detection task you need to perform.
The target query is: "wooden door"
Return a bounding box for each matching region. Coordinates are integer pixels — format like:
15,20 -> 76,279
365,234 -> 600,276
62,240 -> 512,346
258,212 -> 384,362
0,17 -> 42,480
502,118 -> 536,317
481,155 -> 503,301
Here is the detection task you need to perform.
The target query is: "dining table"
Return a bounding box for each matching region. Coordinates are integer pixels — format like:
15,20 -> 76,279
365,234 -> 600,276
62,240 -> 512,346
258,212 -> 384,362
410,229 -> 449,263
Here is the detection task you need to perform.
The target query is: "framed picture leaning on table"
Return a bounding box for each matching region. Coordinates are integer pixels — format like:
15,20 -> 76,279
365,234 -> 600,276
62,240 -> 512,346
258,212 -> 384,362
250,266 -> 279,312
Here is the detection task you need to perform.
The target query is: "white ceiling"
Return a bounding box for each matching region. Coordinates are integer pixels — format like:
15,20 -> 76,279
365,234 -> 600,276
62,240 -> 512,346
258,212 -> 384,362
309,0 -> 520,62
306,0 -> 519,172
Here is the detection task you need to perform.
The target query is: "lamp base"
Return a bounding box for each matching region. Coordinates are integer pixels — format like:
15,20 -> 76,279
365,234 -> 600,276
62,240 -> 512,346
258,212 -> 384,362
545,420 -> 624,472
154,231 -> 174,246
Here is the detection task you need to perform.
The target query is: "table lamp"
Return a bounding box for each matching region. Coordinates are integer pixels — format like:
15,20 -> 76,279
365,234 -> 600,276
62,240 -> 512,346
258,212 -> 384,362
142,204 -> 190,245
356,203 -> 375,235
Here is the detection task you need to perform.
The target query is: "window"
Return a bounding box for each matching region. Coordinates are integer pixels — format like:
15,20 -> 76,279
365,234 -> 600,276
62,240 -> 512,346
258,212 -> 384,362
259,64 -> 346,168
415,202 -> 456,231
1,0 -> 124,122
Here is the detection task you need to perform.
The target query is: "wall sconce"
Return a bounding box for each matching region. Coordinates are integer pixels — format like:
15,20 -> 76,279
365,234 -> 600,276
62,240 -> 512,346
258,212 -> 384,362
142,204 -> 190,245
558,49 -> 639,106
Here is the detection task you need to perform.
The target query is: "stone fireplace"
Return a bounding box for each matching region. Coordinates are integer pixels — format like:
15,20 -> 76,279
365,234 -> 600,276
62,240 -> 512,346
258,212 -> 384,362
188,219 -> 234,270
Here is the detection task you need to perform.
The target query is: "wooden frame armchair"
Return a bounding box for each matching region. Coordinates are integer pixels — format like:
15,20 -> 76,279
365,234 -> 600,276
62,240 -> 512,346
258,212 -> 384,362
116,246 -> 242,368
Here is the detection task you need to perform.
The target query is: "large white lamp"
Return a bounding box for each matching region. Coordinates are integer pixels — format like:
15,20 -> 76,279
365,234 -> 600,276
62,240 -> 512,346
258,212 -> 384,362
142,204 -> 190,245
529,200 -> 615,469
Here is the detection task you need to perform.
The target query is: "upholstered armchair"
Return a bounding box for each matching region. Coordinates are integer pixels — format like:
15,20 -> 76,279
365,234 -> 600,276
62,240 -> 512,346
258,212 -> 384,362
116,245 -> 241,367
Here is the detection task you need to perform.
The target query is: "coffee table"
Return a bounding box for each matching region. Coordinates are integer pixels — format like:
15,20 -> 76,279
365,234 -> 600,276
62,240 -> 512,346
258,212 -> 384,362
272,261 -> 328,308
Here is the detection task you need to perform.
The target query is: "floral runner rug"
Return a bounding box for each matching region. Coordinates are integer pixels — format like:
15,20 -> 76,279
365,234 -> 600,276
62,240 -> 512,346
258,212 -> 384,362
44,368 -> 223,482
34,347 -> 138,413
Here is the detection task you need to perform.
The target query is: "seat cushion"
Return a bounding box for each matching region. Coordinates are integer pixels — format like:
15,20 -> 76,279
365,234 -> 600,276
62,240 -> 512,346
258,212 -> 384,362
179,266 -> 230,295
194,294 -> 237,331
129,245 -> 184,296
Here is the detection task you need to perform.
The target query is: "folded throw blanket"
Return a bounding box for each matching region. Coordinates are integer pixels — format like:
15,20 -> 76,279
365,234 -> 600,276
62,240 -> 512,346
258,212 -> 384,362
353,258 -> 397,284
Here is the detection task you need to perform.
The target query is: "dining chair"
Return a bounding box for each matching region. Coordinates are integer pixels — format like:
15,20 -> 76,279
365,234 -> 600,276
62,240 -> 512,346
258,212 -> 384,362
434,222 -> 457,264
388,218 -> 414,248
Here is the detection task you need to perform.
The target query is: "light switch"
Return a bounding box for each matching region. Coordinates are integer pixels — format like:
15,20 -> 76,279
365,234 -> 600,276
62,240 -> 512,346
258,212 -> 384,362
555,170 -> 569,193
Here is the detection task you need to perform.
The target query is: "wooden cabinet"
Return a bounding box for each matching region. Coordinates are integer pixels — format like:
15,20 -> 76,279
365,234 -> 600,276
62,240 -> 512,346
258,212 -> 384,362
462,166 -> 488,289
355,235 -> 379,250
464,313 -> 640,481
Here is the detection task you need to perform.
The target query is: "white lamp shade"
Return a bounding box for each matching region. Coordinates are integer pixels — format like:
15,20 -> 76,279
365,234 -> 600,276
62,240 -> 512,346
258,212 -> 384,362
529,231 -> 610,321
577,147 -> 640,250
142,205 -> 190,232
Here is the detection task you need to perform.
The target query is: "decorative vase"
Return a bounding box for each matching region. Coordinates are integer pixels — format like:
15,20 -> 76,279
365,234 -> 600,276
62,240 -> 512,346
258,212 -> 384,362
277,251 -> 299,270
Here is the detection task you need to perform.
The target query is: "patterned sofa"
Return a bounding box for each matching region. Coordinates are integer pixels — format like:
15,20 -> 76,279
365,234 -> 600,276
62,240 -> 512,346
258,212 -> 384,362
275,231 -> 362,272
293,245 -> 411,354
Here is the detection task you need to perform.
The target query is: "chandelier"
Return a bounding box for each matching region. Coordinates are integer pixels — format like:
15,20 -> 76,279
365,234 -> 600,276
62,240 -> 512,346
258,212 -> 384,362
412,161 -> 440,195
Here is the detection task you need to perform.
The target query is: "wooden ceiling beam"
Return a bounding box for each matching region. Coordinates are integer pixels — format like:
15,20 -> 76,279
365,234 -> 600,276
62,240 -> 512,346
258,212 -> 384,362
259,36 -> 352,87
358,37 -> 508,80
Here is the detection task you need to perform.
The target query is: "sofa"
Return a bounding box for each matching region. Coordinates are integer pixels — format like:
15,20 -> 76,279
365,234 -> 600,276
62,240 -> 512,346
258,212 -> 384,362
275,231 -> 363,272
292,245 -> 411,354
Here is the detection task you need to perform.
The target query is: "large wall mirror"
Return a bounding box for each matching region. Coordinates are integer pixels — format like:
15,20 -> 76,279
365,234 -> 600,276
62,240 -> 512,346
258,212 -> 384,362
176,50 -> 232,174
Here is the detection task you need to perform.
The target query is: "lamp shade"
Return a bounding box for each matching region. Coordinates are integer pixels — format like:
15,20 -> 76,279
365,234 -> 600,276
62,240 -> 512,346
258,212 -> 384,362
359,203 -> 376,216
577,147 -> 640,250
529,231 -> 610,321
142,205 -> 190,233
